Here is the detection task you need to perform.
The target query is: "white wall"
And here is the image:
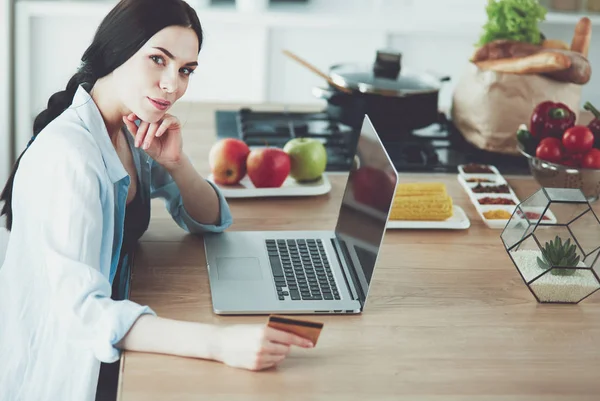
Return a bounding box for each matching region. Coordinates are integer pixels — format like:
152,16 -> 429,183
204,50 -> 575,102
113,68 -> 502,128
14,0 -> 600,153
1,0 -> 11,187
1,0 -> 12,259
0,221 -> 8,265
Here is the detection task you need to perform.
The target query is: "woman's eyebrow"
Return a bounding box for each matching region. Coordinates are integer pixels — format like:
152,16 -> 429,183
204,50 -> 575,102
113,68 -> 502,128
153,46 -> 198,67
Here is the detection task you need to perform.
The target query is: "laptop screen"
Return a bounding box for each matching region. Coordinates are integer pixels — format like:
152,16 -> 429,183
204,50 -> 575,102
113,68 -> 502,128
334,116 -> 398,303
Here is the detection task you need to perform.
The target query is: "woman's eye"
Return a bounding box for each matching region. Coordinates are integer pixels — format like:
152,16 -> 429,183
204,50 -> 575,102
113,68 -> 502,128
180,67 -> 195,76
150,55 -> 165,65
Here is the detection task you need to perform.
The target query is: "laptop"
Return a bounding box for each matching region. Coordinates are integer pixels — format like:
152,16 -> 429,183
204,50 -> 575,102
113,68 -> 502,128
203,116 -> 399,315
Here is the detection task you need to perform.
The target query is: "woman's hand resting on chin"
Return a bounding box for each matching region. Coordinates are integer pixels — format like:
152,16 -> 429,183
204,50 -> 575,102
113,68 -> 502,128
123,113 -> 183,170
212,324 -> 314,371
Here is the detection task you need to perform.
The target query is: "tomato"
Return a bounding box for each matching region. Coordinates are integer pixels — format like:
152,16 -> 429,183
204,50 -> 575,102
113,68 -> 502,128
562,125 -> 594,154
536,137 -> 564,163
582,148 -> 600,169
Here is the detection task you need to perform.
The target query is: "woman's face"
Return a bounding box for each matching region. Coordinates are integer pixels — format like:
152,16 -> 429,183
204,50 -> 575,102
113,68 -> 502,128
112,26 -> 199,123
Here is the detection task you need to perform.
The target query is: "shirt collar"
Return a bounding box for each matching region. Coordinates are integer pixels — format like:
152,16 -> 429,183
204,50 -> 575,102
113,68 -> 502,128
73,85 -> 128,184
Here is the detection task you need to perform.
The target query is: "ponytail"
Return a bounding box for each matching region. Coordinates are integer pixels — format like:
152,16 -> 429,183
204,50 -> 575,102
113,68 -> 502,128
0,64 -> 96,231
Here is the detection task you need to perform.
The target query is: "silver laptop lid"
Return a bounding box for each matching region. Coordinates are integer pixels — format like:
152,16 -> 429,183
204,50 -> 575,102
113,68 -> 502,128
333,116 -> 398,305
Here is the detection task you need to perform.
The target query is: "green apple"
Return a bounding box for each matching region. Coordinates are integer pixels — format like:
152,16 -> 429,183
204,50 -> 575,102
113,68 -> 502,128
283,138 -> 328,182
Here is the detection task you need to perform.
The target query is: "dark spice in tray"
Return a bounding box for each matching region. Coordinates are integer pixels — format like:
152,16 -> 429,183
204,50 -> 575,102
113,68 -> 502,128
478,197 -> 516,205
466,177 -> 495,183
472,183 -> 510,194
462,163 -> 494,174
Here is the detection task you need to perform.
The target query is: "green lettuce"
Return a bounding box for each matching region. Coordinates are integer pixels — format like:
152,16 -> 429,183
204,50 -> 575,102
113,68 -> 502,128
477,0 -> 547,46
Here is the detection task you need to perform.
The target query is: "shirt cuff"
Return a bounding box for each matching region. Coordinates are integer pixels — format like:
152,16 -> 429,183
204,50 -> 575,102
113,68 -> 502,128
177,180 -> 233,234
94,301 -> 156,363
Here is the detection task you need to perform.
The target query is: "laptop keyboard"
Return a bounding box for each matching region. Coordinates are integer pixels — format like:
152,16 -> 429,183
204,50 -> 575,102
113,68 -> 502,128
266,239 -> 340,301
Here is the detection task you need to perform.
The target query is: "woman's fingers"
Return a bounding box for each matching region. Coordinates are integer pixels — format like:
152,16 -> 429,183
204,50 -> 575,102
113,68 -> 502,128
252,353 -> 287,371
121,113 -> 179,151
155,118 -> 172,138
143,123 -> 159,150
261,340 -> 291,356
265,327 -> 313,348
135,121 -> 150,148
122,116 -> 138,136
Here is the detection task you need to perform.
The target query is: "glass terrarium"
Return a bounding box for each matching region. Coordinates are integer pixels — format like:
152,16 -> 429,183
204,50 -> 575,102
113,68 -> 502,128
501,188 -> 600,304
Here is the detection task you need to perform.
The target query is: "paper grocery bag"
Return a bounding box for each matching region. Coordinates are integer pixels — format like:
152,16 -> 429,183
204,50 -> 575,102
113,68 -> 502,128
450,63 -> 582,155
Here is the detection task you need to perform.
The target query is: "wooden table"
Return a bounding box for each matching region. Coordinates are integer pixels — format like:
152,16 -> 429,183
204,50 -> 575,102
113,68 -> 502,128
118,104 -> 600,401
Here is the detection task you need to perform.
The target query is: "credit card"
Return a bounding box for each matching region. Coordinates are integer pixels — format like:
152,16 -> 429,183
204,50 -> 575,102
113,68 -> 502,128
267,314 -> 324,346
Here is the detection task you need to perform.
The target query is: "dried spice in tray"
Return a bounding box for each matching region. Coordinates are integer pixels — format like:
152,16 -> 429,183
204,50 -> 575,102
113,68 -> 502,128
520,211 -> 551,221
471,183 -> 510,194
478,197 -> 516,205
483,209 -> 512,219
462,164 -> 494,174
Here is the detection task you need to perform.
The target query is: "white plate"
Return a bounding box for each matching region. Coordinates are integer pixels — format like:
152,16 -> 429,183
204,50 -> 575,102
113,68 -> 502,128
386,205 -> 471,230
208,174 -> 332,198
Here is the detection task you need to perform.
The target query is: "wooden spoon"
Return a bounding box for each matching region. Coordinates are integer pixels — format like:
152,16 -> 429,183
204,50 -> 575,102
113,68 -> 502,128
282,49 -> 353,94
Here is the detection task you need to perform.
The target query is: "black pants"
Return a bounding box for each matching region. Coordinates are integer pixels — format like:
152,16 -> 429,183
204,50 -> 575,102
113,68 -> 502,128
95,253 -> 133,401
95,361 -> 120,401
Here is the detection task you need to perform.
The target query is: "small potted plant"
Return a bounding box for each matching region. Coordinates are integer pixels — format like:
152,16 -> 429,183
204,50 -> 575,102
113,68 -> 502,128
502,187 -> 600,303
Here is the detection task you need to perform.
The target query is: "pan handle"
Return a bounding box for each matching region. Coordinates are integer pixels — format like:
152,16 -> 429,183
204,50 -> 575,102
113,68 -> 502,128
424,70 -> 451,82
312,86 -> 338,100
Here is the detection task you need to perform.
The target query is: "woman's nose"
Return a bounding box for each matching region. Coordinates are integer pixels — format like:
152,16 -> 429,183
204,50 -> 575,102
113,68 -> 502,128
160,71 -> 178,94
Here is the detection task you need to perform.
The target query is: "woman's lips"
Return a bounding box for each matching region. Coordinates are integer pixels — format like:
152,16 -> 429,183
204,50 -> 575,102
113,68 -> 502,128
148,97 -> 170,111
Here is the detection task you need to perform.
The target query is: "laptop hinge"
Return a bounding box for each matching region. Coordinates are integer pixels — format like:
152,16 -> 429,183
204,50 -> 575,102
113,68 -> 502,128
331,238 -> 363,306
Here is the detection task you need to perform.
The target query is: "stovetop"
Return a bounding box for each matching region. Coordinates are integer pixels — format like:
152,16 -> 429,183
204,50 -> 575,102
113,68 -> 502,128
215,108 -> 531,175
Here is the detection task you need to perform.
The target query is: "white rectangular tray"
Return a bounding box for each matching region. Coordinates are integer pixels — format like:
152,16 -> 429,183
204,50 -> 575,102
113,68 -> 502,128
457,171 -> 521,229
457,164 -> 502,177
208,174 -> 332,198
457,175 -> 520,205
472,205 -> 515,229
386,205 -> 471,230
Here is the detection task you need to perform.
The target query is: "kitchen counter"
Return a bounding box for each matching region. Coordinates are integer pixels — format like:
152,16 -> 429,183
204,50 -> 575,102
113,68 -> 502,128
118,103 -> 600,401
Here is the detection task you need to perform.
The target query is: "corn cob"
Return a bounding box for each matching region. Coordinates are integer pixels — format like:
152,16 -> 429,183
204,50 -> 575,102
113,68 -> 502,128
395,182 -> 447,197
390,194 -> 453,221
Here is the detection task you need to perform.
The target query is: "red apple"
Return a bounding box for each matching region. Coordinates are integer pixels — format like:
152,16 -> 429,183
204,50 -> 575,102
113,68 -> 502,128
208,138 -> 251,185
352,165 -> 396,212
246,147 -> 291,188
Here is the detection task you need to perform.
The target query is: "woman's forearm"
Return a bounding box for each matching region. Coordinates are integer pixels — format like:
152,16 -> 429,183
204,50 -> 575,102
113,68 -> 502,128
166,155 -> 221,225
117,314 -> 218,360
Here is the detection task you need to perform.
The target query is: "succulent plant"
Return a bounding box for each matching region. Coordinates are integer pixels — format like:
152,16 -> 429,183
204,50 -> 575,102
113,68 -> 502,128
537,235 -> 580,276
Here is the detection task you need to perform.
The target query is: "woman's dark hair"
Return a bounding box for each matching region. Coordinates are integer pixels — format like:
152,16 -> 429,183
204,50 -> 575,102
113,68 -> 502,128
0,0 -> 203,230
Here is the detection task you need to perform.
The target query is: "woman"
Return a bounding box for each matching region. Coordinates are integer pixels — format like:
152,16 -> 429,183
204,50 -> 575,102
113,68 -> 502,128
0,0 -> 313,399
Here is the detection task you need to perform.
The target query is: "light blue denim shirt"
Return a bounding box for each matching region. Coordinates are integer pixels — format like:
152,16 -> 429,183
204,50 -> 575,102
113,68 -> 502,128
0,86 -> 232,401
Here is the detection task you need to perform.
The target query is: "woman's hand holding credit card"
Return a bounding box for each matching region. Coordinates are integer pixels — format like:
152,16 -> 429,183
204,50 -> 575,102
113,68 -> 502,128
210,318 -> 321,371
267,315 -> 324,346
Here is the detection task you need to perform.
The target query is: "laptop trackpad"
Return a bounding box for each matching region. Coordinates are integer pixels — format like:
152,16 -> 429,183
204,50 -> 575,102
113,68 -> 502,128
216,257 -> 263,280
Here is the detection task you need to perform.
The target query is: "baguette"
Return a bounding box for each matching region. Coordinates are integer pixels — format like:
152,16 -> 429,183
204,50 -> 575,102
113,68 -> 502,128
471,39 -> 541,62
542,39 -> 570,50
570,17 -> 591,57
542,49 -> 592,84
474,51 -> 571,74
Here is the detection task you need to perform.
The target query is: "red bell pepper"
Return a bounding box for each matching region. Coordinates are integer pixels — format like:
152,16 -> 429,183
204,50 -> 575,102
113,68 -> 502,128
530,101 -> 576,139
583,101 -> 600,148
